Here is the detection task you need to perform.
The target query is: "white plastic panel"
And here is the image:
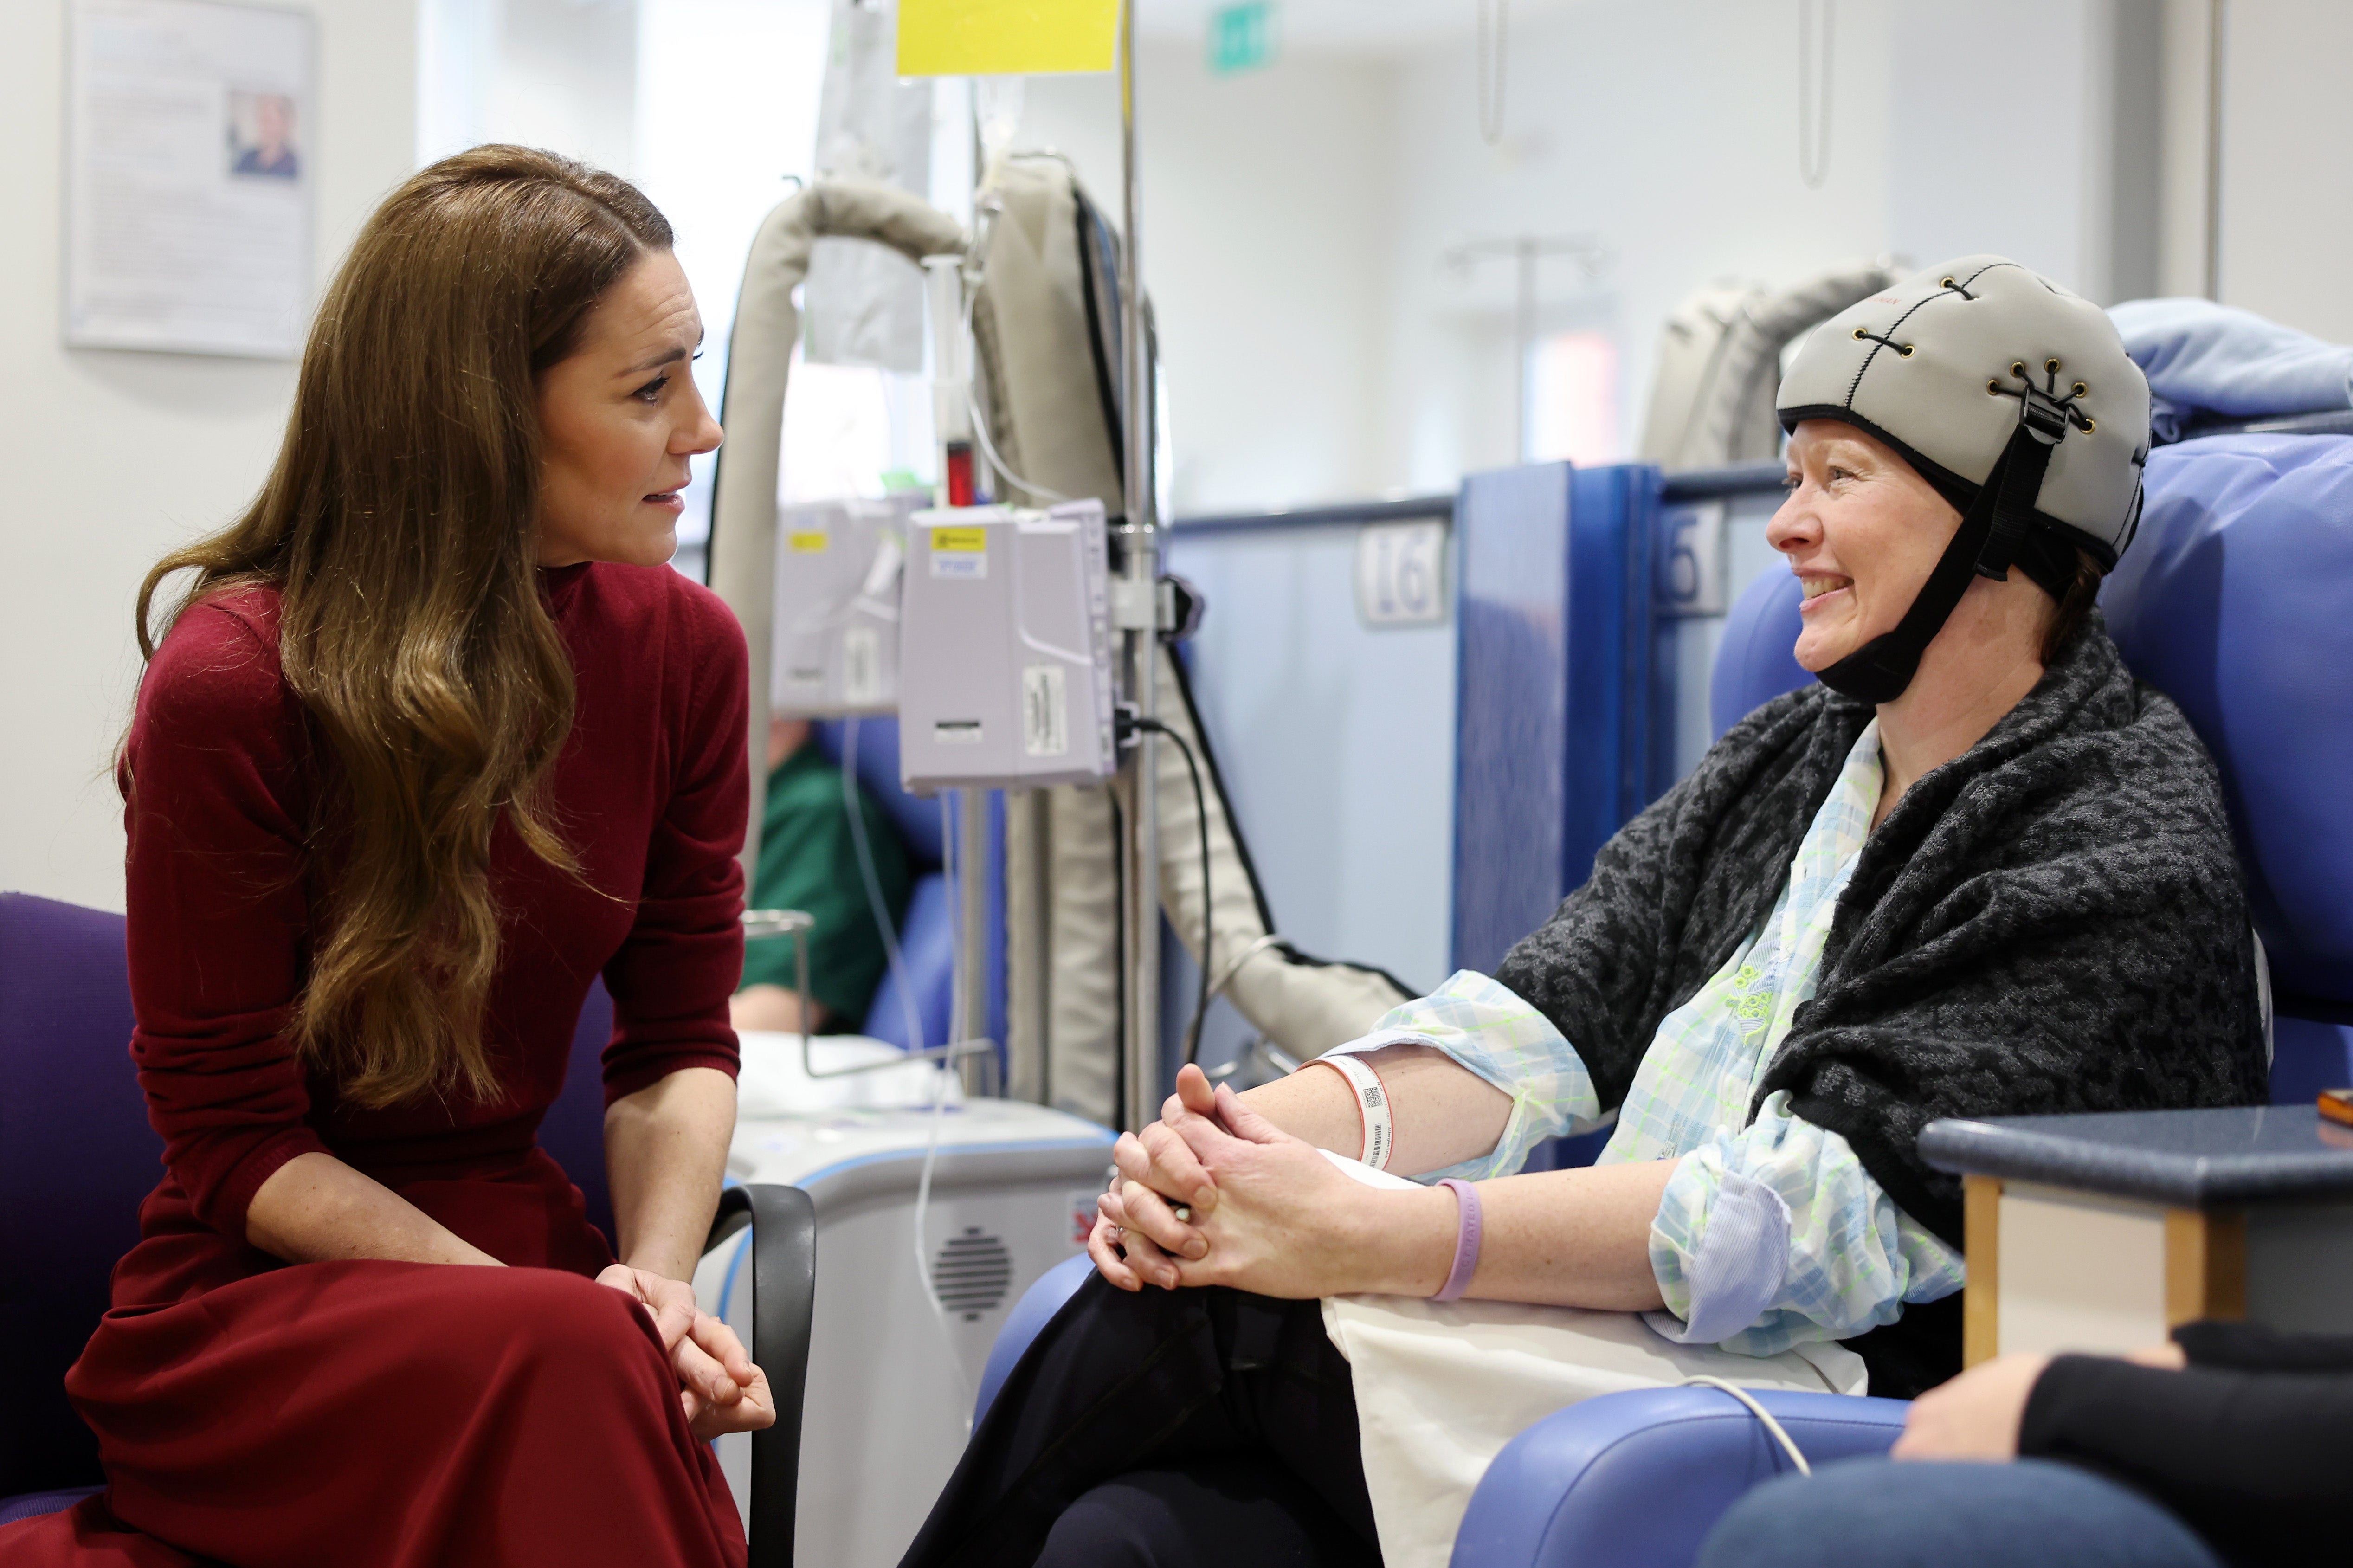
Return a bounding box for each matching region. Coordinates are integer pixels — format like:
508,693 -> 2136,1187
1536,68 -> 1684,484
1998,1181 -> 2169,1357
771,493 -> 923,717
897,501 -> 1116,794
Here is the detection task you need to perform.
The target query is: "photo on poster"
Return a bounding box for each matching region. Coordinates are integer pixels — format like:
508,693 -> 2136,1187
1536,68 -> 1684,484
226,89 -> 300,180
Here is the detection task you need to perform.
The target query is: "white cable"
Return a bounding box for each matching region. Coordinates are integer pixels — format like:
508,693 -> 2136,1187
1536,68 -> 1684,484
834,728 -> 977,1422
910,1031 -> 975,1431
1206,931 -> 1285,1006
886,790 -> 971,1430
840,716 -> 924,1054
1681,1376 -> 1812,1476
959,281 -> 1073,503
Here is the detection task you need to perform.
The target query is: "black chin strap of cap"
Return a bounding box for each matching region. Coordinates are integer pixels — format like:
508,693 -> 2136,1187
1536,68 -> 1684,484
1814,392 -> 2070,704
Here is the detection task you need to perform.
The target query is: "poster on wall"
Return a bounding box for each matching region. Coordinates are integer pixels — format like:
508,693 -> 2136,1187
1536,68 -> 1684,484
64,0 -> 315,358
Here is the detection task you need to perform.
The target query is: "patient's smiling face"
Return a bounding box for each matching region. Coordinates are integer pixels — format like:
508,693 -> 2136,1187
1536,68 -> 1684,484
1767,419 -> 1966,673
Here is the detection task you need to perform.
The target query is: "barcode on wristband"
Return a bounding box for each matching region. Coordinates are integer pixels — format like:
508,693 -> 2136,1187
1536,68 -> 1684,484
1315,1053 -> 1394,1171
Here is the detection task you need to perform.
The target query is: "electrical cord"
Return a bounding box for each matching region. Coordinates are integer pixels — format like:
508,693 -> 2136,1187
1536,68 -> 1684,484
1128,714 -> 1214,1066
839,720 -> 973,1411
840,716 -> 925,1053
1681,1377 -> 1812,1476
959,281 -> 1074,504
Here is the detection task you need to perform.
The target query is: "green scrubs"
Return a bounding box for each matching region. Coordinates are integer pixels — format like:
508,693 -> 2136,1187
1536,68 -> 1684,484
739,742 -> 913,1024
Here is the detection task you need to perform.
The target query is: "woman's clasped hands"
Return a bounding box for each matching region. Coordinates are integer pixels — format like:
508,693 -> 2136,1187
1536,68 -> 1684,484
1089,1063 -> 1451,1301
595,1265 -> 778,1440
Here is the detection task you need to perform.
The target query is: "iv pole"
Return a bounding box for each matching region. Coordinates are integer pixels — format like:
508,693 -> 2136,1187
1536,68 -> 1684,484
1115,0 -> 1161,1135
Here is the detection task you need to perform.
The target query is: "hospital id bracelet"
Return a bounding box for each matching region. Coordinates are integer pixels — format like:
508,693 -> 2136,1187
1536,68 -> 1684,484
1432,1179 -> 1483,1302
1308,1052 -> 1393,1170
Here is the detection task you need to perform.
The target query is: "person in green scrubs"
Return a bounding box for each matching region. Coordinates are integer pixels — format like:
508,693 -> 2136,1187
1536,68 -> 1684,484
730,717 -> 913,1034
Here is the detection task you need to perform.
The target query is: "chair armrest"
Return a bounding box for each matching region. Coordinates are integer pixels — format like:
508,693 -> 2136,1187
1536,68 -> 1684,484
1450,1387 -> 1910,1568
706,1183 -> 817,1568
973,1252 -> 1095,1426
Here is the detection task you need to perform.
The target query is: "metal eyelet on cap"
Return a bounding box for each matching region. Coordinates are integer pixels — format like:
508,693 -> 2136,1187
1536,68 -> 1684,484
1941,276 -> 1956,287
2011,361 -> 2027,377
1987,380 -> 2002,394
2073,381 -> 2088,397
2046,357 -> 2062,373
1854,327 -> 1867,338
1900,344 -> 1915,356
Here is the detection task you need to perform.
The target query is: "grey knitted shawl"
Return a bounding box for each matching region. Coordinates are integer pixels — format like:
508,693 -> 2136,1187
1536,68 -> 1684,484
1495,612 -> 2266,1281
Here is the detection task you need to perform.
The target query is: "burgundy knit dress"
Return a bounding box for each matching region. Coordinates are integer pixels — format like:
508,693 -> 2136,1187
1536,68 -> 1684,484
0,562 -> 752,1568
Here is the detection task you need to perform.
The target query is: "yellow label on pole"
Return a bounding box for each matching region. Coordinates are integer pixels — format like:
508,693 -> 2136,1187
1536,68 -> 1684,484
786,531 -> 830,553
930,526 -> 990,552
896,0 -> 1122,77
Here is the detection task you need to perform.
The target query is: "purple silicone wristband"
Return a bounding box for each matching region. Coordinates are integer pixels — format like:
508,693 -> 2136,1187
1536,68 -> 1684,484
1431,1178 -> 1483,1302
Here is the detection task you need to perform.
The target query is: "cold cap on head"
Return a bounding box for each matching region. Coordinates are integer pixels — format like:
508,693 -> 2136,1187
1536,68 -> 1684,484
1779,255 -> 2151,568
1773,256 -> 2153,703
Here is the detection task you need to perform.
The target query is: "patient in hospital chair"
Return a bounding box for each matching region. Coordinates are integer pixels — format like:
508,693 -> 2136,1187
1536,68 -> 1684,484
731,716 -> 910,1034
893,259 -> 2270,1568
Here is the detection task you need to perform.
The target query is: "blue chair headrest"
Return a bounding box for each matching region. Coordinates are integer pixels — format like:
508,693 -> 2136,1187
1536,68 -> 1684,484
1709,568 -> 1812,739
812,717 -> 944,866
2105,432 -> 2353,1007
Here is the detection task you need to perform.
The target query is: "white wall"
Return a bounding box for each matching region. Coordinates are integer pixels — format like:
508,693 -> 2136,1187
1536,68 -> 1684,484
1019,39 -> 1399,515
2212,0 -> 2353,342
0,1 -> 421,911
635,0 -> 831,565
1888,0 -> 2124,302
1369,0 -> 2187,490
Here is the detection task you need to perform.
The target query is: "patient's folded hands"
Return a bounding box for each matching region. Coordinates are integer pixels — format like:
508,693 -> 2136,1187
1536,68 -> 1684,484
1087,1067 -> 1457,1301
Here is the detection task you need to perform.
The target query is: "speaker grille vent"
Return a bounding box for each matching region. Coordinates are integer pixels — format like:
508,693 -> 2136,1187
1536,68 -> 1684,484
931,1228 -> 1013,1321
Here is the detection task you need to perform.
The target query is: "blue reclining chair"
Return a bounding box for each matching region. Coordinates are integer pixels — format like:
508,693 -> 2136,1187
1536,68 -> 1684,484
967,428 -> 2353,1568
0,892 -> 819,1566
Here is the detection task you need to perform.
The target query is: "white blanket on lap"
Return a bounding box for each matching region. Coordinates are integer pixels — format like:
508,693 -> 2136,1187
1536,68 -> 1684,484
1313,1154 -> 1866,1568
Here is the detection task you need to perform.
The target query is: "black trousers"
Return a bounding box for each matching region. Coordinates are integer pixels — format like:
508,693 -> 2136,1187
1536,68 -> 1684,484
897,1276 -> 1382,1568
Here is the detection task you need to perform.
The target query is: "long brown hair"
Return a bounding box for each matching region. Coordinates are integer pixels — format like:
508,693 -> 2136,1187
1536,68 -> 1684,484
2041,548 -> 2104,664
133,147 -> 673,1109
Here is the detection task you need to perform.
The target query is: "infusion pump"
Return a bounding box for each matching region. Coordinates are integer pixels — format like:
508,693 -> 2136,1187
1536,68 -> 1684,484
770,493 -> 927,717
897,500 -> 1118,796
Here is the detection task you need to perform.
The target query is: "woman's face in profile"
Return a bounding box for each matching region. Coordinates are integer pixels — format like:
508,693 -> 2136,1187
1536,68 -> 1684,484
535,249 -> 724,568
1767,419 -> 1966,674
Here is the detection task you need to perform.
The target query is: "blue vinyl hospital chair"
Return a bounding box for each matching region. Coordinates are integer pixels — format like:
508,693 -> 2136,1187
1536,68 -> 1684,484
970,429 -> 2353,1568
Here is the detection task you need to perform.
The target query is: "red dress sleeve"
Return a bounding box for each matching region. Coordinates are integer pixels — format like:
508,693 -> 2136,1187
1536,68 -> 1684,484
122,598 -> 329,1240
599,582 -> 749,1104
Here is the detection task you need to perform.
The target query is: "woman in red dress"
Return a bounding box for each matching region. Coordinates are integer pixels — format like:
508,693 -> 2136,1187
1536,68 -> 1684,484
2,147 -> 769,1568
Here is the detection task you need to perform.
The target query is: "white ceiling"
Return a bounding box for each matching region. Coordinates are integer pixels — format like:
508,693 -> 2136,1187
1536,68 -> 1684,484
1135,0 -> 1582,56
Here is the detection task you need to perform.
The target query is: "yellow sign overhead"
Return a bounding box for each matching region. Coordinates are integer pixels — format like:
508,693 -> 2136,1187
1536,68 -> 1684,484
896,0 -> 1122,77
